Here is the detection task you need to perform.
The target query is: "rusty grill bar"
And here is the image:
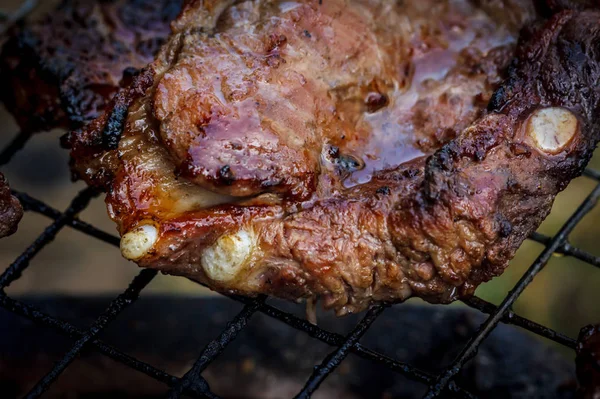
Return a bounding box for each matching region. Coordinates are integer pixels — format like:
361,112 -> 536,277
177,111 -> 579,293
2,4 -> 600,399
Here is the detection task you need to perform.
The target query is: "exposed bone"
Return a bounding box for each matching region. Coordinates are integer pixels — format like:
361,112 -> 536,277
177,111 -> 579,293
202,229 -> 255,282
120,224 -> 159,260
526,107 -> 578,153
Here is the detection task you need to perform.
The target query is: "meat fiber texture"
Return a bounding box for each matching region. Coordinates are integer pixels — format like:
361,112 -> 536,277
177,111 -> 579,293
68,0 -> 600,314
0,0 -> 184,133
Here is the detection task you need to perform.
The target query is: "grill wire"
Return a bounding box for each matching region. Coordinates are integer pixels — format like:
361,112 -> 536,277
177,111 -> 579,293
2,4 -> 600,399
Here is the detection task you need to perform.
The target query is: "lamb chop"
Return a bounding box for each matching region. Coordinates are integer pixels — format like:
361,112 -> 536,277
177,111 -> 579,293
0,173 -> 22,238
67,0 -> 600,314
0,0 -> 183,134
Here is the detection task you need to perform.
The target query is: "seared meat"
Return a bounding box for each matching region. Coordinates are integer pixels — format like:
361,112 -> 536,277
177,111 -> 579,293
0,173 -> 23,238
0,0 -> 183,133
71,0 -> 533,194
67,0 -> 600,314
577,324 -> 600,398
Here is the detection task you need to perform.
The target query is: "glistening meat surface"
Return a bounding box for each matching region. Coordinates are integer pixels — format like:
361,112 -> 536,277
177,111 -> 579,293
68,0 -> 600,314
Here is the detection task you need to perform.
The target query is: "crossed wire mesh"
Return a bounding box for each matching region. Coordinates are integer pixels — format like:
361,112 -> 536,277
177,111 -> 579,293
2,3 -> 600,398
2,131 -> 599,399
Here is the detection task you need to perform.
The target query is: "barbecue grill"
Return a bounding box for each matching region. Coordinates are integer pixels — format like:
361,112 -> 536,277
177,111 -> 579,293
1,1 -> 599,398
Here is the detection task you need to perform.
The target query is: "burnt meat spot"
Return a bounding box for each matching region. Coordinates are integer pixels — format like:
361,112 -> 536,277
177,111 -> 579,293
365,92 -> 389,113
376,186 -> 391,195
102,104 -> 128,150
488,85 -> 507,111
498,218 -> 513,237
121,67 -> 141,86
325,145 -> 364,172
218,165 -> 235,186
327,145 -> 340,159
337,155 -> 364,172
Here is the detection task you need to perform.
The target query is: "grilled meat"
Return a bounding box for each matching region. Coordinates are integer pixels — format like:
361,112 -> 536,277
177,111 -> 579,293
0,173 -> 22,238
0,0 -> 183,133
67,0 -> 600,314
577,324 -> 600,399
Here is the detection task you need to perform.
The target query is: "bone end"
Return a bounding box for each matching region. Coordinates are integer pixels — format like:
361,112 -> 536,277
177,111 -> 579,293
527,107 -> 578,153
202,229 -> 255,282
121,224 -> 159,261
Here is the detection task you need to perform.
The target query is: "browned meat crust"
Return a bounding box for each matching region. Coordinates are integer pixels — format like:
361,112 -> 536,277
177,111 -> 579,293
577,324 -> 600,398
67,0 -> 600,314
0,0 -> 183,133
0,173 -> 23,238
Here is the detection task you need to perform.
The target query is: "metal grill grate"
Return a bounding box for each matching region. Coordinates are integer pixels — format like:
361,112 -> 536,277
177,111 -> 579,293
2,4 -> 600,399
3,123 -> 600,399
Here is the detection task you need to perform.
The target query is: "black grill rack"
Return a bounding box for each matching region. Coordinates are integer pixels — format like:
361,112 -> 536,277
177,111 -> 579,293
3,131 -> 600,399
1,3 -> 600,399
